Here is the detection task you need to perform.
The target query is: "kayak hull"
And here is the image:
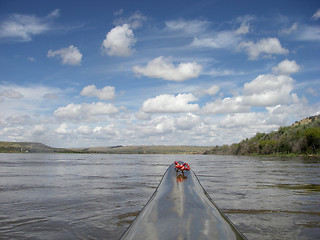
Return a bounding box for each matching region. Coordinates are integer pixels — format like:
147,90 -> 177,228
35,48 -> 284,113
120,162 -> 246,240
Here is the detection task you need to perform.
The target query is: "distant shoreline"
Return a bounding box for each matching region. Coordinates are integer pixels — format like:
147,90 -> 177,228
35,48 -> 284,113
0,142 -> 319,157
0,142 -> 212,155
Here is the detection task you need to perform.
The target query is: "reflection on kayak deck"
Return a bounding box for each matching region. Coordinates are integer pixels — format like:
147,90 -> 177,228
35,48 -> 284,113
176,172 -> 188,183
120,161 -> 246,240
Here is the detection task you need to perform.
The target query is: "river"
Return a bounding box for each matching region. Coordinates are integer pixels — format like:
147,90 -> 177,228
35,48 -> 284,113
0,153 -> 319,239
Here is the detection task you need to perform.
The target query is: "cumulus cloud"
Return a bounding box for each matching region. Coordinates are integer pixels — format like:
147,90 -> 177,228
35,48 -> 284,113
54,102 -> 118,121
76,125 -> 92,135
133,56 -> 202,81
243,74 -> 293,95
29,125 -> 47,138
141,93 -> 199,113
102,24 -> 136,57
81,85 -> 116,100
92,125 -> 119,136
47,45 -> 82,65
0,9 -> 59,41
272,59 -> 300,75
238,37 -> 289,60
267,102 -> 320,120
135,111 -> 151,120
312,9 -> 320,20
218,112 -> 266,129
136,115 -> 175,136
175,113 -> 200,130
202,59 -> 300,114
242,74 -> 295,106
202,96 -> 250,114
55,123 -> 71,134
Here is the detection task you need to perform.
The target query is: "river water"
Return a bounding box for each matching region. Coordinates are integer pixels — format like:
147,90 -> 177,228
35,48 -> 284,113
0,153 -> 319,239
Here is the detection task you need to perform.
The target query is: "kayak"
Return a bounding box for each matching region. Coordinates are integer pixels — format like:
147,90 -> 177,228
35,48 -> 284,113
120,161 -> 246,240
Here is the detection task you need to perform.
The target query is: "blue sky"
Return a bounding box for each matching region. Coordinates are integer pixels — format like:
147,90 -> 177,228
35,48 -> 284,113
0,0 -> 319,148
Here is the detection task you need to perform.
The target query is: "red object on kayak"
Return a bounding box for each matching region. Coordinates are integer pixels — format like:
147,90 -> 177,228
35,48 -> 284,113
174,161 -> 190,172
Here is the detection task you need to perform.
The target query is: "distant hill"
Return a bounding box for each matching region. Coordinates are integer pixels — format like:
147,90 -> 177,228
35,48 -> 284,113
68,145 -> 212,154
204,115 -> 320,156
0,141 -> 57,153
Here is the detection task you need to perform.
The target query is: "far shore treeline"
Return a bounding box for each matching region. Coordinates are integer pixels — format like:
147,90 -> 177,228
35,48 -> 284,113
0,115 -> 319,156
204,115 -> 320,156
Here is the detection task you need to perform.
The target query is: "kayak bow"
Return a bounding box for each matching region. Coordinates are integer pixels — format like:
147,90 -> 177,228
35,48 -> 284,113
120,161 -> 246,240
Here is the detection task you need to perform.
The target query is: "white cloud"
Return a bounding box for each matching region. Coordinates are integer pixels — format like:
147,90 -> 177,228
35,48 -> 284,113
267,102 -> 320,120
202,61 -> 300,114
235,21 -> 250,35
202,96 -> 250,114
0,126 -> 25,141
175,113 -> 200,130
295,25 -> 320,41
135,111 -> 151,120
47,9 -> 61,18
5,114 -> 33,125
0,89 -> 23,99
93,125 -> 119,136
190,19 -> 250,49
55,123 -> 71,134
113,11 -> 147,29
218,112 -> 266,128
102,24 -> 136,57
312,9 -> 320,20
136,115 -> 175,136
0,9 -> 59,41
133,56 -> 202,81
204,85 -> 220,96
31,124 -> 46,136
141,93 -> 199,113
0,84 -> 62,117
76,125 -> 92,135
47,45 -> 82,65
191,31 -> 241,49
243,74 -> 293,95
194,84 -> 220,97
272,59 -> 300,75
238,37 -> 289,60
81,85 -> 116,100
281,22 -> 298,35
243,74 -> 295,106
54,102 -> 118,121
165,19 -> 210,33
114,9 -> 124,16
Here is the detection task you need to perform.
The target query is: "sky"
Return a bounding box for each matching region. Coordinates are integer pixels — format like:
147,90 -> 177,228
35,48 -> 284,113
0,0 -> 319,148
